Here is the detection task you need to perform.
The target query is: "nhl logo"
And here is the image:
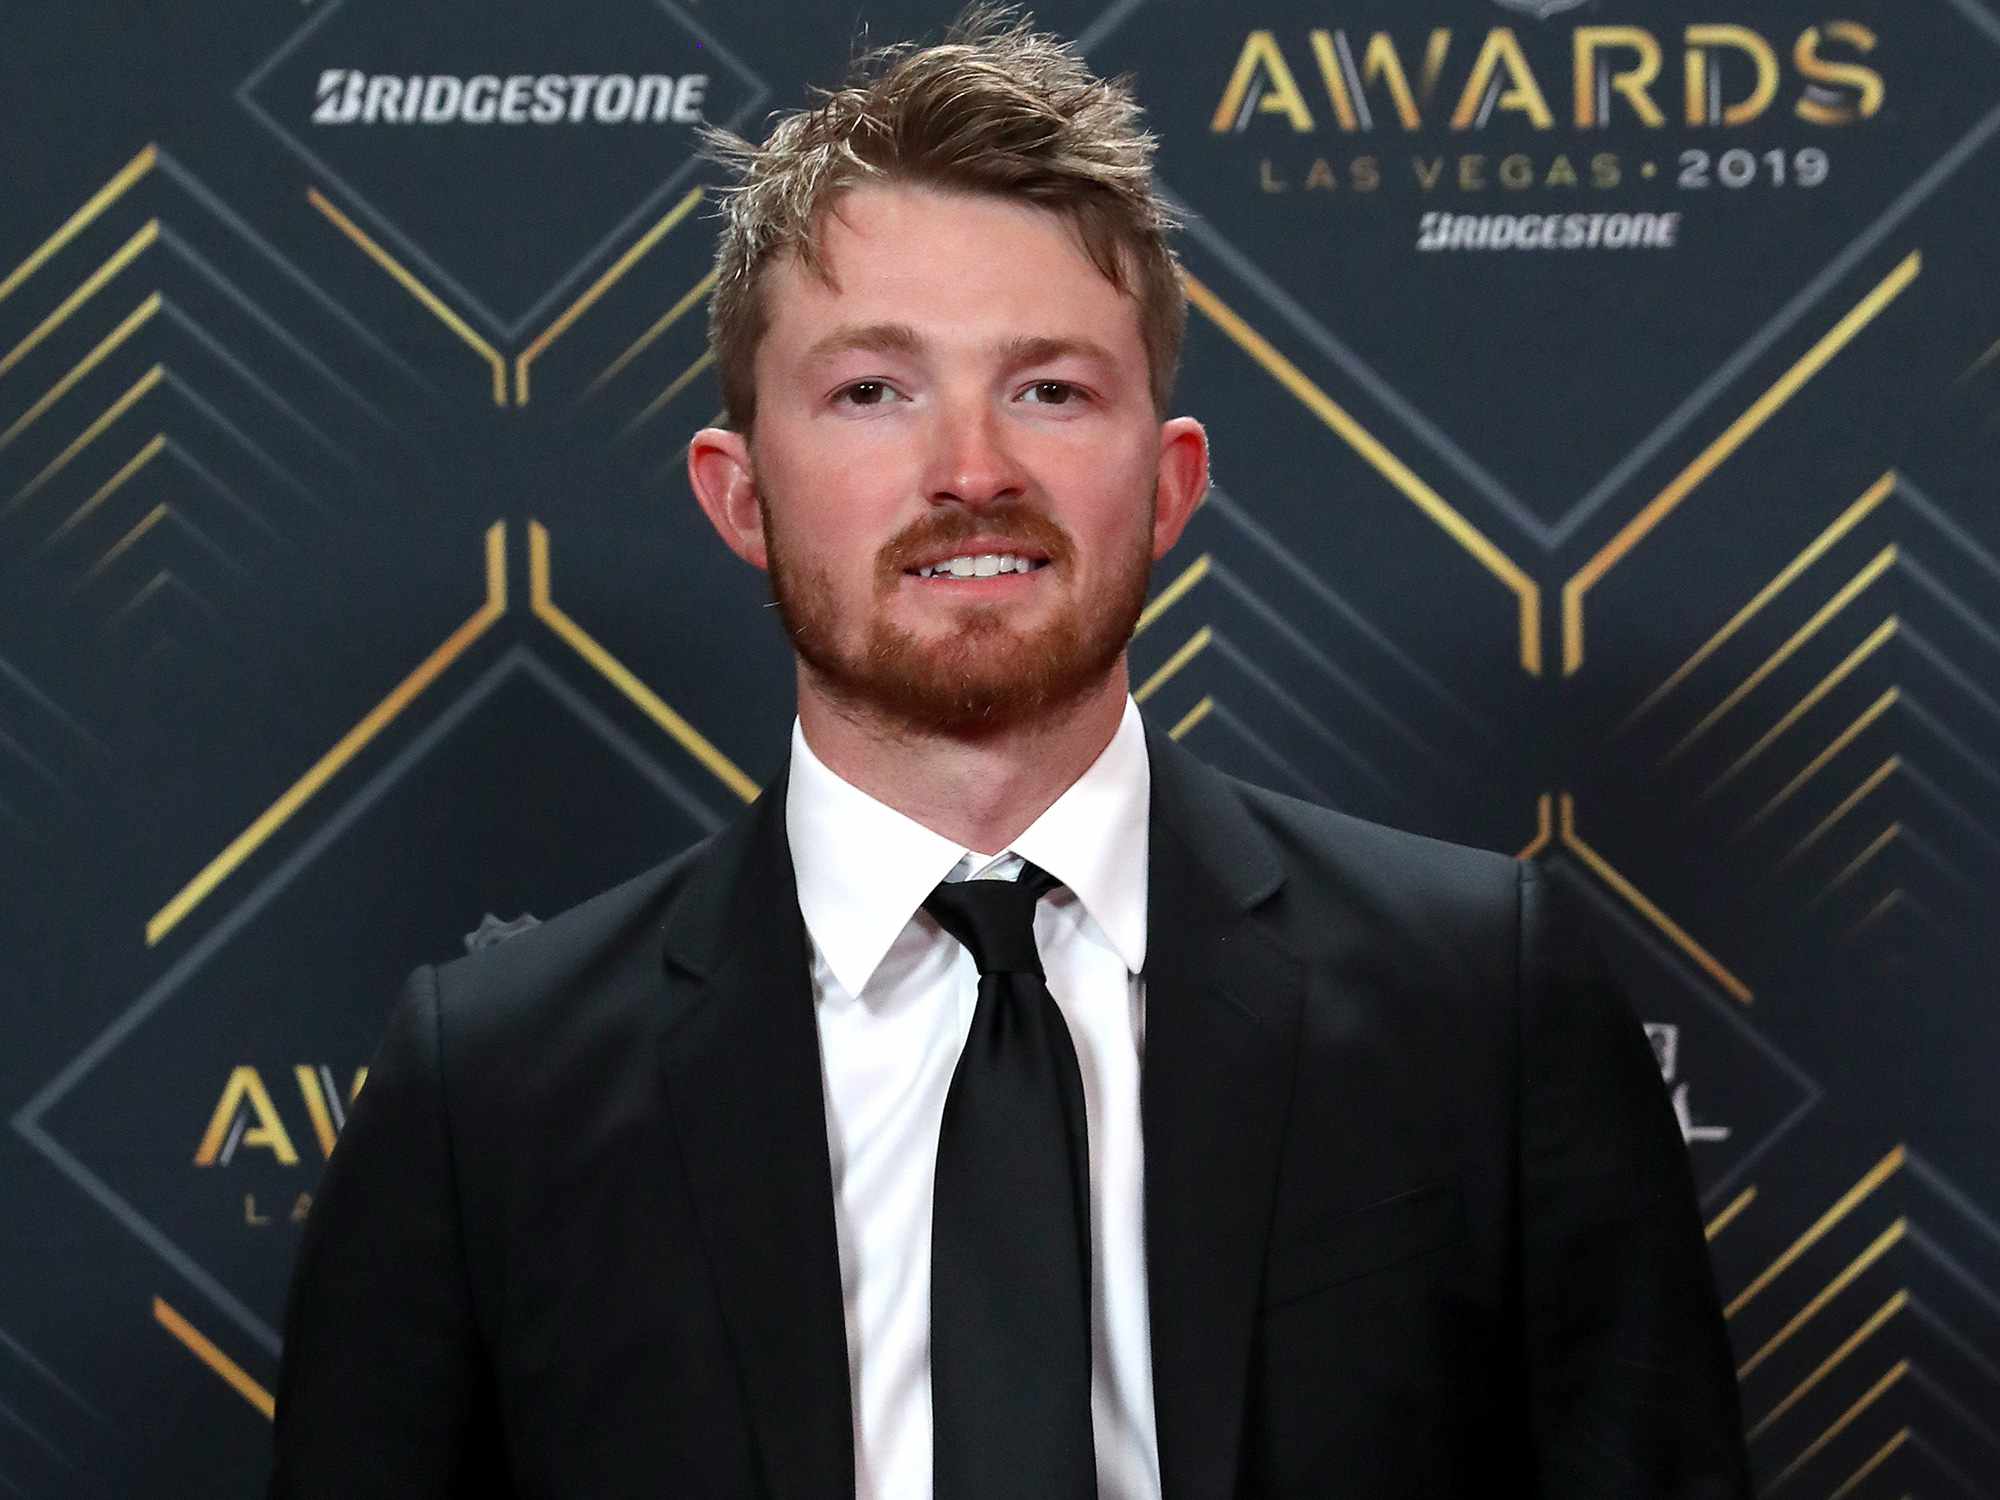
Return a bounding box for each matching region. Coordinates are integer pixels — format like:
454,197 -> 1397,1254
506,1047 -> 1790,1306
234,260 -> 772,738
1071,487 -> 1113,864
1493,0 -> 1591,19
464,911 -> 541,953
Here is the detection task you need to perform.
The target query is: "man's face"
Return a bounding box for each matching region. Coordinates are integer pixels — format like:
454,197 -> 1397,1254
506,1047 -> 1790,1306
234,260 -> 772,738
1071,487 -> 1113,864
694,183 -> 1204,736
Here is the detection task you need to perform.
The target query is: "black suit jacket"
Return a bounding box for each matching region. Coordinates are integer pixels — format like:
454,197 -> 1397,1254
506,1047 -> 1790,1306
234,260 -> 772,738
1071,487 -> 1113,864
269,730 -> 1751,1498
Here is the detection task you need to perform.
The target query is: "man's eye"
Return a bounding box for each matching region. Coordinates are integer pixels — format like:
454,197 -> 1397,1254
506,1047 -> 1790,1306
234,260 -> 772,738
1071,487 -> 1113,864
1019,381 -> 1083,406
837,381 -> 903,407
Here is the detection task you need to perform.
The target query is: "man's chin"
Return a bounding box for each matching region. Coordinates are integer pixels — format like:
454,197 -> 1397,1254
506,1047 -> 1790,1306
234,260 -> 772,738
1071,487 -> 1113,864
865,682 -> 1102,738
773,550 -> 1148,736
805,632 -> 1118,738
883,594 -> 1045,640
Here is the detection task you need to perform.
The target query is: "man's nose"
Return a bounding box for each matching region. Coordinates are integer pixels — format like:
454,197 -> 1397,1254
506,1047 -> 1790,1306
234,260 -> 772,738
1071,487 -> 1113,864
925,397 -> 1026,509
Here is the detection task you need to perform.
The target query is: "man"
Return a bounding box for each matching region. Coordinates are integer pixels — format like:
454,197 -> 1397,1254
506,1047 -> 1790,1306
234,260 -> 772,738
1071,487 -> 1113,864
270,13 -> 1751,1498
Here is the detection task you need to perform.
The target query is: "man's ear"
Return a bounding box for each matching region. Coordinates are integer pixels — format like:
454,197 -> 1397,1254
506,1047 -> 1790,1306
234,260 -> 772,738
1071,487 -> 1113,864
1149,416 -> 1210,561
687,426 -> 769,571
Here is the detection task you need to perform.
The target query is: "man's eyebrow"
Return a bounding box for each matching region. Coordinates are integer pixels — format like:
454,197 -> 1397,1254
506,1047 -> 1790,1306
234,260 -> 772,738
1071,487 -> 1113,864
800,325 -> 1120,370
803,322 -> 925,364
995,334 -> 1118,370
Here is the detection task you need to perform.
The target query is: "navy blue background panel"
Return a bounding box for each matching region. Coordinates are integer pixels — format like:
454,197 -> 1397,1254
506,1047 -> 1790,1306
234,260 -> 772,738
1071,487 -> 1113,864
2,1 -> 1996,1492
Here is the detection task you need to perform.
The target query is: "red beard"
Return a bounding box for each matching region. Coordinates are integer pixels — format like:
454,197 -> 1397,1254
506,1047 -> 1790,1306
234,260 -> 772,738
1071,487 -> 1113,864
763,495 -> 1152,736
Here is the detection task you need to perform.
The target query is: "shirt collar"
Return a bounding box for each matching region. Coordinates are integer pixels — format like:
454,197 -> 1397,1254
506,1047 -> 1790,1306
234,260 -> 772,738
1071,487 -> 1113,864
1009,699 -> 1149,975
785,698 -> 1151,995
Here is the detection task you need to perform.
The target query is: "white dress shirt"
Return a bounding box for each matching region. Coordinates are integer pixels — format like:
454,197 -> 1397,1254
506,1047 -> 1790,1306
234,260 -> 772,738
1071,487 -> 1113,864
786,698 -> 1161,1500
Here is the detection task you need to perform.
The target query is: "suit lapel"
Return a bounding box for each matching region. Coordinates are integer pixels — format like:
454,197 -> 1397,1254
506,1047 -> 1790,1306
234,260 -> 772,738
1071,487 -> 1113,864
1143,733 -> 1302,1500
657,772 -> 854,1500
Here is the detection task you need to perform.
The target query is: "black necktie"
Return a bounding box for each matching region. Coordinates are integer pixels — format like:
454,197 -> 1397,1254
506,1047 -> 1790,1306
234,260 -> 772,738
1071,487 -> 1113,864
925,863 -> 1096,1500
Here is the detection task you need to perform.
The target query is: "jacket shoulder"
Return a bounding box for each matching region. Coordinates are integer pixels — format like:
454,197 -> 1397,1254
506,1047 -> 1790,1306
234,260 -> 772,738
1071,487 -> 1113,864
425,834 -> 717,1046
1219,773 -> 1522,988
1230,774 -> 1518,908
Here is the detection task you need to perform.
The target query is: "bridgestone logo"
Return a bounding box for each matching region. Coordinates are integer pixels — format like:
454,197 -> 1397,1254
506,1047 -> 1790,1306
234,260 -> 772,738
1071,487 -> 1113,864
1416,211 -> 1683,252
312,70 -> 708,125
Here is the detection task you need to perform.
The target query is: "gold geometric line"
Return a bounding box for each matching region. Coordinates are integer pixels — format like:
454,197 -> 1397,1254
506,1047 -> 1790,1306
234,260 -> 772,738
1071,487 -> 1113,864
11,367 -> 162,507
146,522 -> 508,945
1748,1291 -> 1906,1442
0,292 -> 159,451
1703,615 -> 1899,796
1728,1147 -> 1906,1321
1847,889 -> 1904,940
621,350 -> 716,437
1815,824 -> 1901,904
1743,689 -> 1900,833
1168,695 -> 1214,741
1134,624 -> 1212,705
582,269 -> 717,401
0,144 -> 155,305
1516,792 -> 1554,860
1134,553 -> 1211,638
1766,1360 -> 1907,1494
307,188 -> 506,406
50,430 -> 168,546
1739,1220 -> 1906,1380
1826,1429 -> 1909,1500
1563,252 -> 1922,676
28,430 -> 162,540
516,187 -> 705,405
1183,271 -> 1542,674
1621,472 -> 1897,731
527,520 -> 758,803
1779,757 -> 1900,871
1666,549 -> 1897,765
1557,795 -> 1753,1004
152,1295 -> 273,1420
1705,1184 -> 1757,1241
0,219 -> 157,382
81,501 -> 166,581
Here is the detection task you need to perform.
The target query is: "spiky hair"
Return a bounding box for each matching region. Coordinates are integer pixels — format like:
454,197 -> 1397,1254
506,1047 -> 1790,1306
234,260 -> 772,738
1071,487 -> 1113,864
701,7 -> 1184,429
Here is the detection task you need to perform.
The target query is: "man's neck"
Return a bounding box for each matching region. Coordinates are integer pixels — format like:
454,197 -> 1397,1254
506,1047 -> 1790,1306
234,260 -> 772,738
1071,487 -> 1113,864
795,666 -> 1131,856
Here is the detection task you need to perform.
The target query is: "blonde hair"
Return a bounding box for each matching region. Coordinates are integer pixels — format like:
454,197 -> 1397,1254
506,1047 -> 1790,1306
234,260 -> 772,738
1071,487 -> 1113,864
702,7 -> 1185,430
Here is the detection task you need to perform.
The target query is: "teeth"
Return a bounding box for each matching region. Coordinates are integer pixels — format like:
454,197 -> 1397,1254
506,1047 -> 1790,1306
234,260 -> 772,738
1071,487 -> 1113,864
916,553 -> 1043,579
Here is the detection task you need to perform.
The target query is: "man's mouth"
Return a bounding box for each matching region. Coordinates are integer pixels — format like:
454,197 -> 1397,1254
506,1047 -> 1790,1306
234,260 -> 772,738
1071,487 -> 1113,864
908,551 -> 1051,580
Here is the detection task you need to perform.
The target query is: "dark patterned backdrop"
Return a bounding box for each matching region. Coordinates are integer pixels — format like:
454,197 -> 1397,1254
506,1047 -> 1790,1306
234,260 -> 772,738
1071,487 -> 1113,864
2,1 -> 1997,1493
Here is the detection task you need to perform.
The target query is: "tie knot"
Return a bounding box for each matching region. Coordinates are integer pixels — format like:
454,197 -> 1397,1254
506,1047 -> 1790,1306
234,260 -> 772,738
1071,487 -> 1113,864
922,863 -> 1060,977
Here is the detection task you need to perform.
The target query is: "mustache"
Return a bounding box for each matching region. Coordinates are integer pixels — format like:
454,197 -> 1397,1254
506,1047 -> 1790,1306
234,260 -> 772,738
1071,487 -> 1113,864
877,501 -> 1074,576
